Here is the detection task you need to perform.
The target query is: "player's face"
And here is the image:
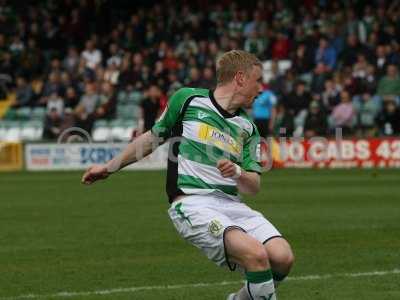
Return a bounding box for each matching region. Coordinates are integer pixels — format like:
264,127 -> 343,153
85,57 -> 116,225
240,66 -> 263,108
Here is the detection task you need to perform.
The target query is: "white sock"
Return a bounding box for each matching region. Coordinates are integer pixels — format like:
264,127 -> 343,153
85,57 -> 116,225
235,286 -> 250,300
245,270 -> 277,300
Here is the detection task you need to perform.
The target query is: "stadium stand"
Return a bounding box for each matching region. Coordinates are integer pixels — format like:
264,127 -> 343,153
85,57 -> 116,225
0,0 -> 399,141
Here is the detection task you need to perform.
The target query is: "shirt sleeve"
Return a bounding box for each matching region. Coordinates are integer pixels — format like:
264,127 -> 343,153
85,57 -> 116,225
241,124 -> 262,174
151,88 -> 190,140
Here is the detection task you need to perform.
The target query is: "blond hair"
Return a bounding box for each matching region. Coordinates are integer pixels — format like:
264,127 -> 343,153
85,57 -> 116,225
216,50 -> 262,85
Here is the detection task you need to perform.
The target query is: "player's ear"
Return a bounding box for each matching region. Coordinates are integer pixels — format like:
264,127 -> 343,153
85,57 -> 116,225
235,70 -> 246,87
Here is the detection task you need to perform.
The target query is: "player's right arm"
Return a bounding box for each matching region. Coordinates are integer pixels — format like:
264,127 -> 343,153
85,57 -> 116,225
81,88 -> 190,185
81,130 -> 158,184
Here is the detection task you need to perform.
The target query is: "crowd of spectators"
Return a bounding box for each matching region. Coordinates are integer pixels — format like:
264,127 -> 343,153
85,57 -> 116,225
0,0 -> 400,140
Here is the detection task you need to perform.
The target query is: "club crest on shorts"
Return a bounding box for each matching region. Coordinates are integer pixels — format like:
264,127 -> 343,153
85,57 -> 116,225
208,219 -> 224,237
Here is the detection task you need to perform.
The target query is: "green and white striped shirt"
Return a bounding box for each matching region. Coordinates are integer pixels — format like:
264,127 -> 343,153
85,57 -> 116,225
152,87 -> 261,202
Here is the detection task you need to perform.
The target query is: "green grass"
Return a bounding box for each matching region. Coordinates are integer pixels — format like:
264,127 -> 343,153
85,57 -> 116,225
0,169 -> 399,299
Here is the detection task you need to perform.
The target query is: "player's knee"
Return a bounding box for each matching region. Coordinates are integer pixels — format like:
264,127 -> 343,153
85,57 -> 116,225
284,250 -> 295,271
275,249 -> 295,273
265,238 -> 295,273
253,246 -> 269,265
243,243 -> 269,270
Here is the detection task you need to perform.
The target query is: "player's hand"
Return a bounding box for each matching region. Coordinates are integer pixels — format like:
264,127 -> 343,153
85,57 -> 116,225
217,159 -> 240,178
81,164 -> 109,185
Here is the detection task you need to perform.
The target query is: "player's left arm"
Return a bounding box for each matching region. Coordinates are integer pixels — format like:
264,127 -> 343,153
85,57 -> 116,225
217,159 -> 260,195
219,122 -> 263,195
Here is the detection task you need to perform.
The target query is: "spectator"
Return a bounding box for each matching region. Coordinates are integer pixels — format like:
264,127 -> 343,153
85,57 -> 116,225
43,107 -> 63,140
38,72 -> 62,105
386,44 -> 400,66
339,34 -> 369,67
63,46 -> 80,74
41,20 -> 61,58
0,34 -> 6,57
196,40 -> 209,67
377,64 -> 400,101
373,45 -> 388,79
252,87 -> 277,138
321,79 -> 341,112
118,58 -> 134,88
81,39 -> 102,70
352,54 -> 371,79
47,58 -> 63,78
310,63 -> 329,94
64,86 -> 79,108
244,30 -> 266,57
106,43 -> 123,67
377,100 -> 400,136
0,73 -> 11,99
359,5 -> 376,44
315,36 -> 337,70
227,10 -> 244,39
153,60 -> 168,84
354,64 -> 377,95
9,36 -> 24,58
269,67 -> 296,99
176,32 -> 199,59
19,38 -> 42,77
167,73 -> 183,98
304,101 -> 327,138
243,11 -> 266,38
274,104 -> 294,136
75,83 -> 99,116
95,82 -> 116,119
58,107 -> 76,142
271,31 -> 290,59
0,52 -> 14,79
60,71 -> 75,93
13,76 -> 33,107
163,48 -> 180,72
285,80 -> 313,134
1,0 -> 399,141
199,67 -> 215,90
186,67 -> 202,87
46,92 -> 64,116
292,43 -> 314,76
74,83 -> 99,133
285,80 -> 311,121
139,85 -> 162,133
329,90 -> 355,135
103,63 -> 120,85
353,92 -> 380,137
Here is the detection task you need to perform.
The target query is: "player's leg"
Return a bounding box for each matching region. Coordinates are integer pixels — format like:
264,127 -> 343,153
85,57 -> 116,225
263,237 -> 294,287
227,237 -> 292,300
224,228 -> 277,300
225,201 -> 294,299
226,241 -> 293,300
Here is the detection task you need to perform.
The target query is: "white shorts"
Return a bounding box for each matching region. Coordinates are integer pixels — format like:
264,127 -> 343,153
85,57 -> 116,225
168,194 -> 282,271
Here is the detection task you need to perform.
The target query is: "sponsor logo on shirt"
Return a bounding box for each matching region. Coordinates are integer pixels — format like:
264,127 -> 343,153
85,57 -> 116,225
198,124 -> 242,156
197,111 -> 208,119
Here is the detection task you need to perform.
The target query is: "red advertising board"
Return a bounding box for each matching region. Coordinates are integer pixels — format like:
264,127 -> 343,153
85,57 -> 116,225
261,138 -> 400,169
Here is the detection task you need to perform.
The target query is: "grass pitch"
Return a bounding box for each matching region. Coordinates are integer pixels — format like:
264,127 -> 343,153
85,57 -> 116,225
1,169 -> 399,299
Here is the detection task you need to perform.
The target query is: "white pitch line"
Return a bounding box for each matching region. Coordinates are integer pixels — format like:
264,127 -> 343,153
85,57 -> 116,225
2,269 -> 399,300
